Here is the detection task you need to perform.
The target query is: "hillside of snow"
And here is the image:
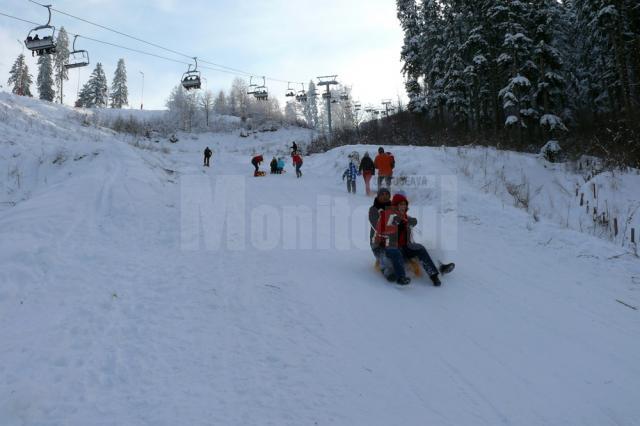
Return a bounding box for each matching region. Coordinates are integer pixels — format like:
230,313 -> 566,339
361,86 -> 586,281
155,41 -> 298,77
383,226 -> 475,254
1,93 -> 639,425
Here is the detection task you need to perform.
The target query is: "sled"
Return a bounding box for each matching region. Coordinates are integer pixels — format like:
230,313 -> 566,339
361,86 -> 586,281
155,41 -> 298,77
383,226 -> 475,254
254,171 -> 266,177
374,257 -> 422,277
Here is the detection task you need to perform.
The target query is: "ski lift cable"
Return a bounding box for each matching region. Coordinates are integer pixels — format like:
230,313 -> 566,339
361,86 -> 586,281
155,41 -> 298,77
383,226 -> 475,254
25,0 -> 303,85
1,10 -> 263,77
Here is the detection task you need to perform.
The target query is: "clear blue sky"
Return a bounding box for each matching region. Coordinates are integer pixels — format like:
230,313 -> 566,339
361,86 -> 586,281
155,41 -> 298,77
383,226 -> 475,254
1,0 -> 406,110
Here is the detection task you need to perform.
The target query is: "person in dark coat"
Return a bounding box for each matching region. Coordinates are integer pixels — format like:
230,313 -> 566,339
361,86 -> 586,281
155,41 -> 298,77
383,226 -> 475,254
359,152 -> 376,196
270,157 -> 278,174
203,147 -> 212,167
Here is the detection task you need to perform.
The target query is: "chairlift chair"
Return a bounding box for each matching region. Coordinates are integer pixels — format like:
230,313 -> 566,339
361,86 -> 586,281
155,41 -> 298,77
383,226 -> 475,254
322,92 -> 331,99
65,35 -> 89,69
285,82 -> 295,97
181,58 -> 201,90
254,87 -> 269,101
24,5 -> 57,56
295,83 -> 307,102
247,76 -> 258,95
340,92 -> 349,101
253,77 -> 268,100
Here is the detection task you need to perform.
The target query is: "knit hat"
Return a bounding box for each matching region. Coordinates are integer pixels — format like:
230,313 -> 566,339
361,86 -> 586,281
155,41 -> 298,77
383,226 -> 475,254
392,193 -> 408,206
377,187 -> 391,197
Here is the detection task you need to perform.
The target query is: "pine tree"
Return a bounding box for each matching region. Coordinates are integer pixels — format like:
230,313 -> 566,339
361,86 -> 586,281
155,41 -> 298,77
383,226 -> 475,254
53,27 -> 70,104
420,0 -> 447,119
495,0 -> 535,135
284,100 -> 298,123
529,0 -> 568,139
303,80 -> 319,128
110,58 -> 128,108
7,54 -> 33,97
37,54 -> 55,101
213,90 -> 228,114
397,0 -> 424,111
77,63 -> 109,108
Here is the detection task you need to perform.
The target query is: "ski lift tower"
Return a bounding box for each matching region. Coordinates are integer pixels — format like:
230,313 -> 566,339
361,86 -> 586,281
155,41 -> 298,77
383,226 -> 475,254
382,99 -> 393,117
317,75 -> 339,143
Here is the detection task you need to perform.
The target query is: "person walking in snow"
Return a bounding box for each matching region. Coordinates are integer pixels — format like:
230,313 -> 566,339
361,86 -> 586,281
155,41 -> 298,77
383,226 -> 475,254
292,152 -> 303,178
359,152 -> 375,196
203,147 -> 212,167
291,141 -> 298,156
277,157 -> 285,174
374,147 -> 394,190
270,157 -> 278,174
342,159 -> 359,194
251,154 -> 264,176
374,193 -> 454,286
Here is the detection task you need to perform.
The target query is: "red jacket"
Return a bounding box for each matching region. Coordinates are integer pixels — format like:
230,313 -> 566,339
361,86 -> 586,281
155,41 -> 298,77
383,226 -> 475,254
252,155 -> 263,164
292,154 -> 303,166
375,207 -> 409,248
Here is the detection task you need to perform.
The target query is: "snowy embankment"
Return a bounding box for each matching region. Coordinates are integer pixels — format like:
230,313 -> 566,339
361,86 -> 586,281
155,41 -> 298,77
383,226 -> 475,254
434,145 -> 640,253
1,93 -> 639,425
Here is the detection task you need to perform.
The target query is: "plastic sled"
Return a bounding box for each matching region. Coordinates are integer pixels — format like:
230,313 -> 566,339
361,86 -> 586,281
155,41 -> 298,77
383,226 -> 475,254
374,257 -> 422,277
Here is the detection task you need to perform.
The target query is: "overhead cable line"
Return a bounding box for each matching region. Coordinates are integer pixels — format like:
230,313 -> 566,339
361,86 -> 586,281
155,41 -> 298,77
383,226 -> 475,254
25,0 -> 303,84
1,10 -> 268,77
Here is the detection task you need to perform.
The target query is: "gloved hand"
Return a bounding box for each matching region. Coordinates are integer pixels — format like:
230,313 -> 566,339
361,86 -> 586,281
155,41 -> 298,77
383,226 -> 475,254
408,217 -> 418,227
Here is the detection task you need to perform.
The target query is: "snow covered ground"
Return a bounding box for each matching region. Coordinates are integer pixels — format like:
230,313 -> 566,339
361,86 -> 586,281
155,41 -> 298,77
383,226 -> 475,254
1,93 -> 640,425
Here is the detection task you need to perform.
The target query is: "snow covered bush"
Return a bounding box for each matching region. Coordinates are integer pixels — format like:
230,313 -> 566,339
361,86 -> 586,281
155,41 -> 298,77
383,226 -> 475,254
540,140 -> 562,162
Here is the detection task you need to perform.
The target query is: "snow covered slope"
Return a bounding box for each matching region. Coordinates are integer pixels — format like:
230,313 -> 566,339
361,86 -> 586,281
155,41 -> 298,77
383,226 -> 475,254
1,93 -> 639,425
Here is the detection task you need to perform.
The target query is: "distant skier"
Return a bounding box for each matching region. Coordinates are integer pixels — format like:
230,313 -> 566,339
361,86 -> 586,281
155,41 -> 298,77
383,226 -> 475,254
359,152 -> 375,196
203,147 -> 212,167
251,154 -> 264,176
342,158 -> 359,194
374,193 -> 454,286
292,152 -> 303,178
291,141 -> 298,156
374,147 -> 394,190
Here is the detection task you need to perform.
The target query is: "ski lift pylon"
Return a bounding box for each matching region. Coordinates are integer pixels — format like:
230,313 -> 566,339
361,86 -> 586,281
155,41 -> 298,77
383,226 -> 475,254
181,57 -> 201,90
24,4 -> 57,56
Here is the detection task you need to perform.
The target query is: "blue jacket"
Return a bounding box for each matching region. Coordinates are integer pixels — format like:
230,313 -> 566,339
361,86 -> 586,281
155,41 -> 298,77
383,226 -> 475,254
342,162 -> 358,181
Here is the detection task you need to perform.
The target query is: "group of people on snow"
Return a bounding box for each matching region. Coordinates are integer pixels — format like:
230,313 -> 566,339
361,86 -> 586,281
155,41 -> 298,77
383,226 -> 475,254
202,140 -> 453,287
251,142 -> 303,178
369,187 -> 455,286
342,147 -> 395,196
269,156 -> 287,174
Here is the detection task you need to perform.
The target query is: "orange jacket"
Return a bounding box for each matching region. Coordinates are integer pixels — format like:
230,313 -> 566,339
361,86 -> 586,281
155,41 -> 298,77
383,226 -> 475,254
374,154 -> 394,176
